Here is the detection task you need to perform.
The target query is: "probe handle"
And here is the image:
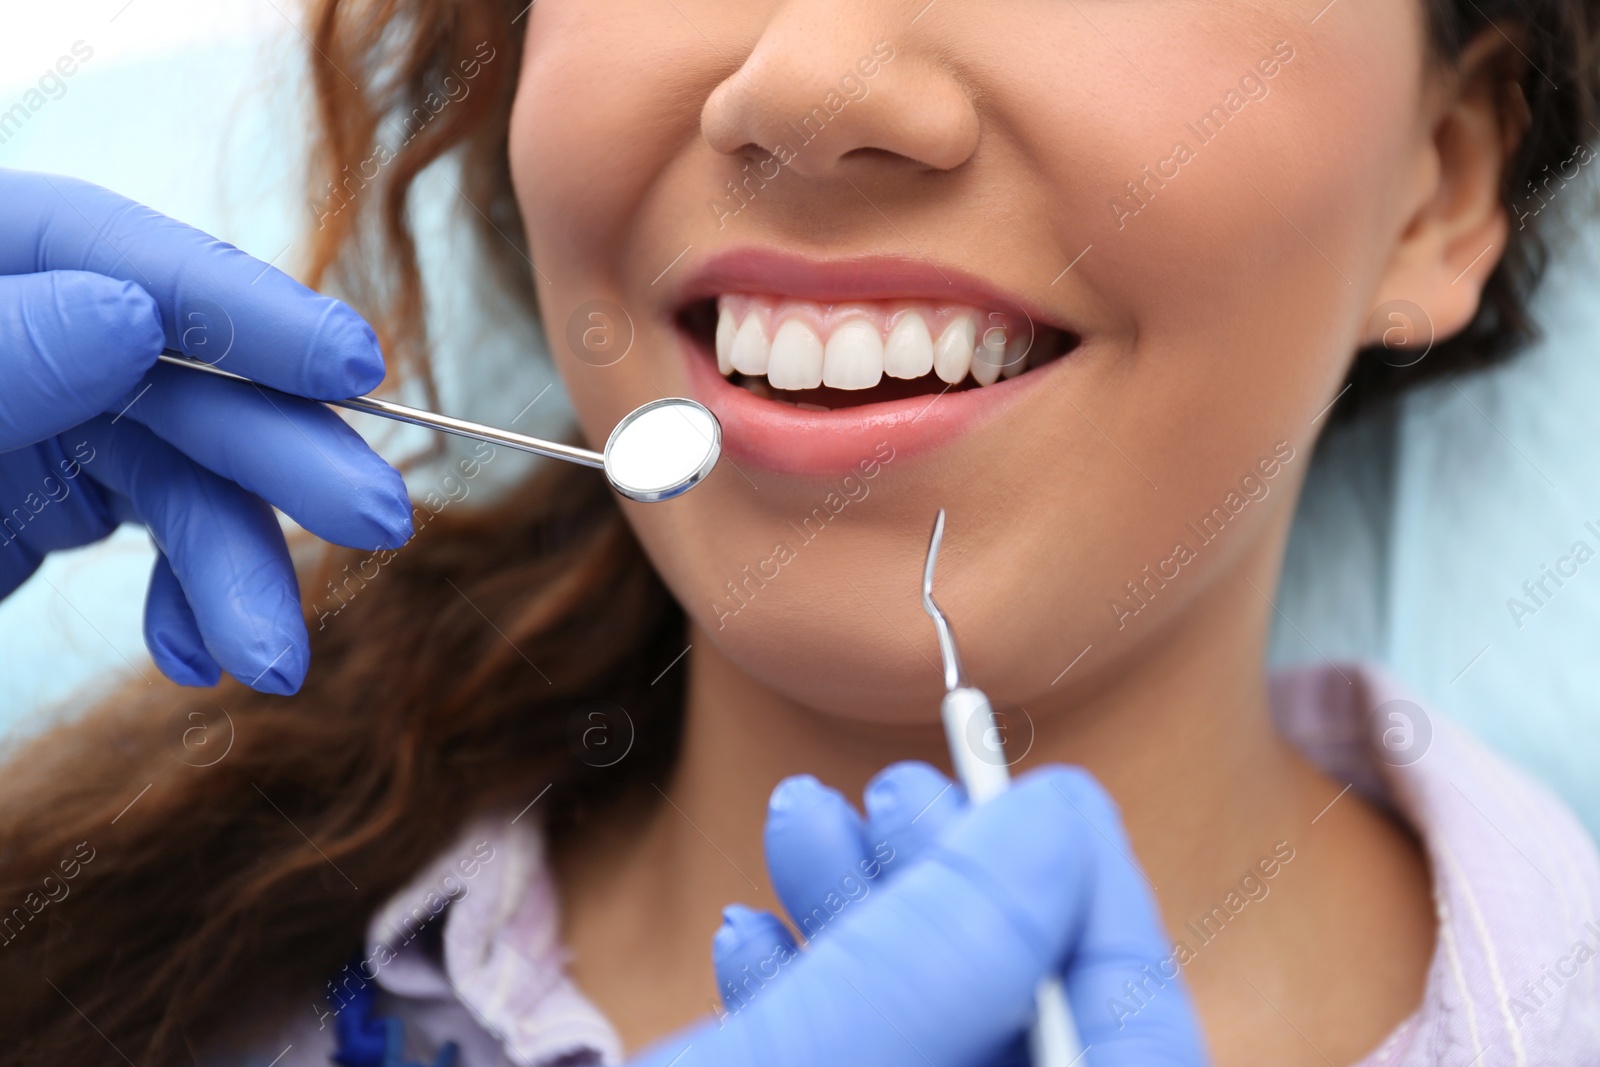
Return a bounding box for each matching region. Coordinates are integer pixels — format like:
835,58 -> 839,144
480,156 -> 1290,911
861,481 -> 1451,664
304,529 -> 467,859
940,687 -> 1013,802
939,687 -> 1084,1067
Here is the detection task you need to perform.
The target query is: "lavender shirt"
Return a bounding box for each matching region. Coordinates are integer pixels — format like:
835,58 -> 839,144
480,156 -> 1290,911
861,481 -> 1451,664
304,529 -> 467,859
230,663 -> 1600,1066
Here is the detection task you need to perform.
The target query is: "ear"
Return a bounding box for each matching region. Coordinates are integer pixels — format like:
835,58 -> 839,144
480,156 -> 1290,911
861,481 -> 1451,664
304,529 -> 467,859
1363,28 -> 1529,347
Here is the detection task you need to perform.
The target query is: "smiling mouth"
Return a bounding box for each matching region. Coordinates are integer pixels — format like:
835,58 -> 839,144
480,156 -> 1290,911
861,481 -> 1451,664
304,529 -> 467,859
677,295 -> 1079,410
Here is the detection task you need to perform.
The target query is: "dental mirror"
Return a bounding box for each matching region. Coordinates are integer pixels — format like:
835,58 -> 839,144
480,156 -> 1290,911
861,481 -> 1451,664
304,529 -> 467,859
602,397 -> 722,502
157,352 -> 721,503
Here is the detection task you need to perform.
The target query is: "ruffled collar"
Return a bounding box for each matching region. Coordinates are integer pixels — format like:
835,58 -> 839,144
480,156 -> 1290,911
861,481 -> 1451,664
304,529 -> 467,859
364,813 -> 624,1066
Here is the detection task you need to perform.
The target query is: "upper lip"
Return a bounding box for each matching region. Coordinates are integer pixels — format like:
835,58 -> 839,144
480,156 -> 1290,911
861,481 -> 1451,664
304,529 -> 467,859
671,247 -> 1076,335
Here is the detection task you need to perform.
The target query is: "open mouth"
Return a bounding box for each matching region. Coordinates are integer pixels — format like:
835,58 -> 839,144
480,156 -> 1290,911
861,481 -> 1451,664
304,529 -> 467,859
677,295 -> 1079,410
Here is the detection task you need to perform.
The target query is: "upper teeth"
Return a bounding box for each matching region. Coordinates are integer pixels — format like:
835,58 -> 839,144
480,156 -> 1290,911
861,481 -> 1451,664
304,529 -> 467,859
714,296 -> 1029,390
730,313 -> 770,376
932,315 -> 976,385
884,313 -> 933,379
770,319 -> 823,389
825,318 -> 882,390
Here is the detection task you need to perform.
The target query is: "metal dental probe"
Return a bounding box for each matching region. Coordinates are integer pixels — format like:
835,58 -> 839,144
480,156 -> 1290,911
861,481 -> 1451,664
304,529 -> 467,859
922,508 -> 1084,1067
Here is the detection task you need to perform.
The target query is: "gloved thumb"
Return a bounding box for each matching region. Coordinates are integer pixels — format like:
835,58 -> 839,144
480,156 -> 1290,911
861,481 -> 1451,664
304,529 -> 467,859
635,767 -> 1103,1067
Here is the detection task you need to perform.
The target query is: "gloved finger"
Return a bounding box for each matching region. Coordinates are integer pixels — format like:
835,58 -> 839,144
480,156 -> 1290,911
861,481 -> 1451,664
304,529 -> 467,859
863,761 -> 967,879
863,765 -> 1203,1065
0,271 -> 163,450
0,169 -> 385,399
764,775 -> 874,943
0,438 -> 117,598
1047,771 -> 1209,1066
121,361 -> 411,549
144,550 -> 222,688
76,416 -> 309,695
712,904 -> 800,1014
635,767 -> 1103,1067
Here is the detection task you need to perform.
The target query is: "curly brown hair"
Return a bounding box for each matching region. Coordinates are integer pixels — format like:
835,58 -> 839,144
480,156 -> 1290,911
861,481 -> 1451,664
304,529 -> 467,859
0,1 -> 1594,1062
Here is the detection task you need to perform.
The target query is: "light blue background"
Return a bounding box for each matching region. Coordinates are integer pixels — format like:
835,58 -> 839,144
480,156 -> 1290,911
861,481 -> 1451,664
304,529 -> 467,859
3,17 -> 1599,838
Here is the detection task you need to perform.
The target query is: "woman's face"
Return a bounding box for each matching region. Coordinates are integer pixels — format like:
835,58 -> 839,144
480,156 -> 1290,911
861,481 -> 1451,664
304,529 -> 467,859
507,0 -> 1440,721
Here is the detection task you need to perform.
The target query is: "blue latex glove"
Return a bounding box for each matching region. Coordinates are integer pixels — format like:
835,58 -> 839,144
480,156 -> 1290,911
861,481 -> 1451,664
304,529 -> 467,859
630,764 -> 1210,1067
0,169 -> 412,694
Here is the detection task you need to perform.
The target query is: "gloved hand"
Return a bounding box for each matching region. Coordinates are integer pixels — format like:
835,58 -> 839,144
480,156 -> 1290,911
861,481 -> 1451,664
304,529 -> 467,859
630,764 -> 1210,1067
0,169 -> 412,694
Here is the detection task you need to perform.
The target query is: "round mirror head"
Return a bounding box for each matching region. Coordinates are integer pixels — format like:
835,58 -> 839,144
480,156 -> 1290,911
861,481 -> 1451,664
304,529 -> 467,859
603,397 -> 722,503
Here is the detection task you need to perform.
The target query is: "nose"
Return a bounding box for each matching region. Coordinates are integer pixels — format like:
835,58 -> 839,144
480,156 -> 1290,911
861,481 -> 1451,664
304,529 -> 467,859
701,6 -> 980,177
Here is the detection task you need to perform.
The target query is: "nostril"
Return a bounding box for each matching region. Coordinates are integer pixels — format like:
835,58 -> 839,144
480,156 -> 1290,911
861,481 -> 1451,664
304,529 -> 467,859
840,146 -> 915,166
701,34 -> 979,175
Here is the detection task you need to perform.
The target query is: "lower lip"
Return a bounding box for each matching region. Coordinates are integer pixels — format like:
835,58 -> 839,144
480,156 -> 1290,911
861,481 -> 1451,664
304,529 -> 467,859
677,332 -> 1066,476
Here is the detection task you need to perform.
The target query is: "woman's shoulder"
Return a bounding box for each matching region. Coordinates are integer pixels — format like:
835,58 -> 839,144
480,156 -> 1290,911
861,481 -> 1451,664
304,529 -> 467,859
1271,661 -> 1600,1065
207,813 -> 621,1067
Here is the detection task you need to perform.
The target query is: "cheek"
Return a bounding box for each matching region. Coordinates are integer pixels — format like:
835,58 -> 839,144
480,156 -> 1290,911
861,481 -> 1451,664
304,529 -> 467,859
510,1 -> 723,287
509,1 -> 735,445
1017,1 -> 1422,473
1011,0 -> 1422,346
917,3 -> 1428,684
